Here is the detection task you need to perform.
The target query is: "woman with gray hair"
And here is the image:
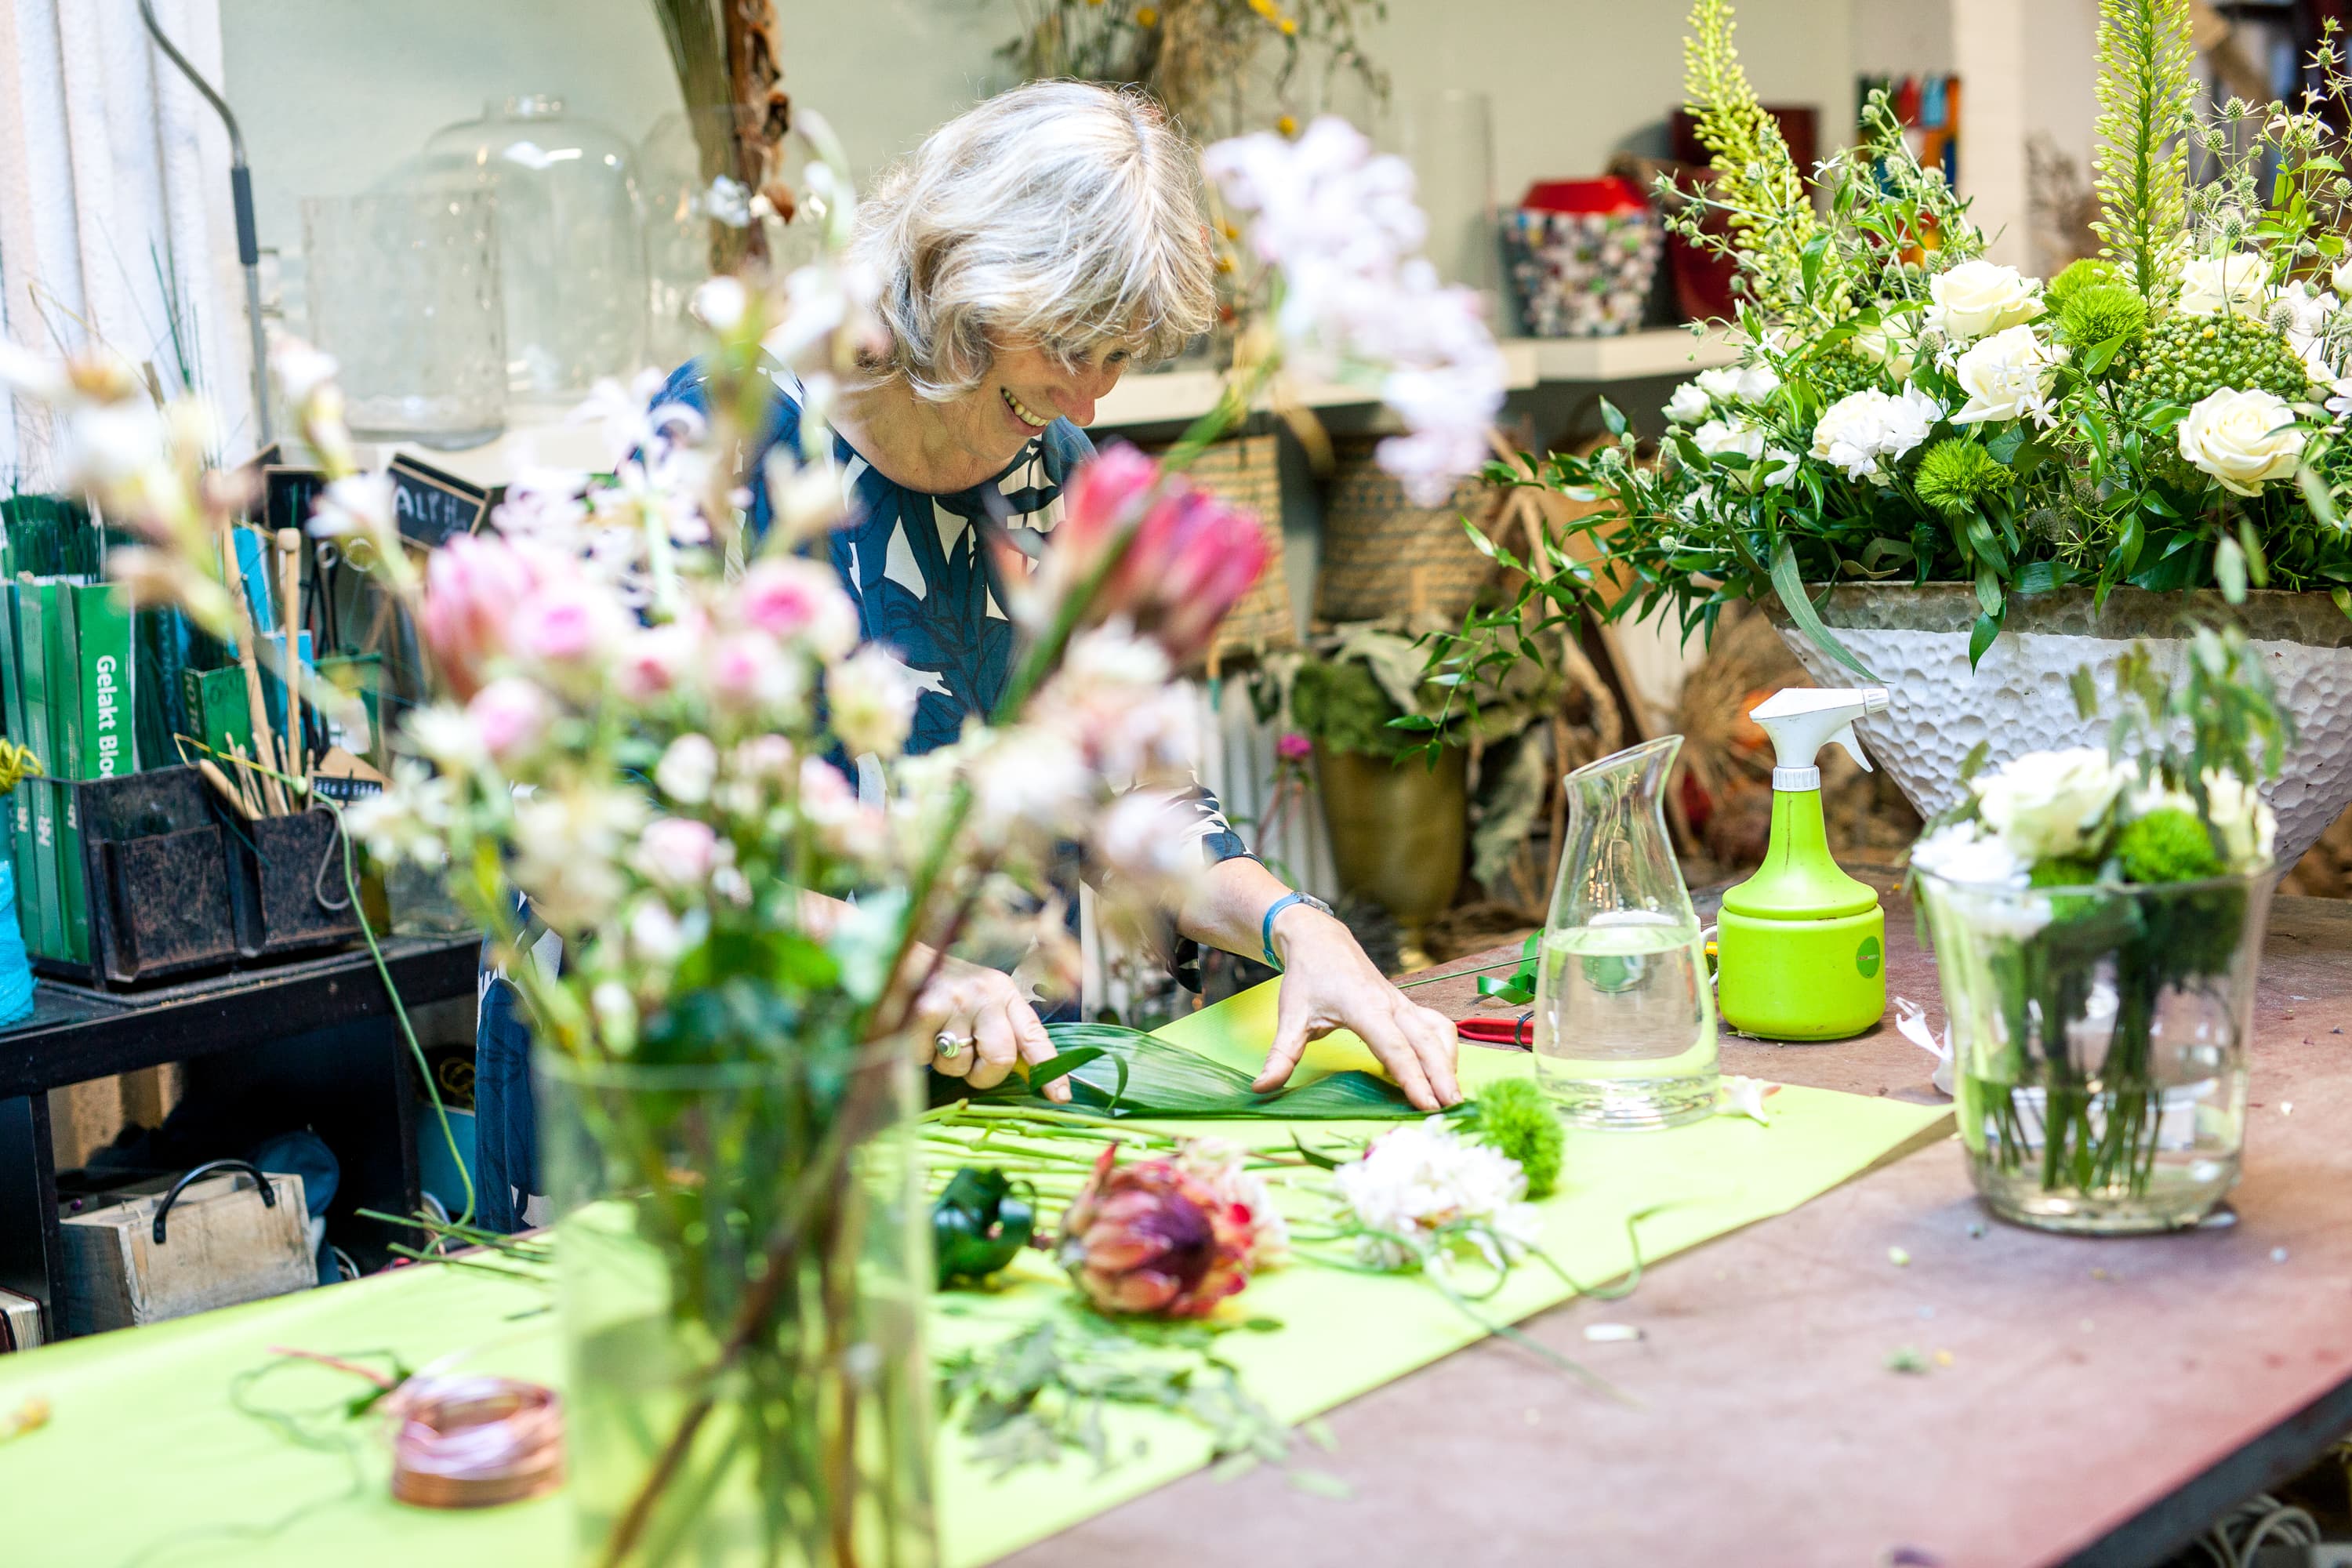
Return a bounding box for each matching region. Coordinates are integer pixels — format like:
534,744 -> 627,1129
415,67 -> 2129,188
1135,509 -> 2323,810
471,81 -> 1458,1229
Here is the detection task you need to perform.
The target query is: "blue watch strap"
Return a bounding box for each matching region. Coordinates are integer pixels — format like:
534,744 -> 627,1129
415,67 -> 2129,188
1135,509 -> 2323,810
1260,892 -> 1310,968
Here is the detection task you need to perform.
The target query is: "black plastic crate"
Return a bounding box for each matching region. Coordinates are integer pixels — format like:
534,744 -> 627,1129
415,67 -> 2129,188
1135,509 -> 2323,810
28,768 -> 241,988
225,807 -> 361,960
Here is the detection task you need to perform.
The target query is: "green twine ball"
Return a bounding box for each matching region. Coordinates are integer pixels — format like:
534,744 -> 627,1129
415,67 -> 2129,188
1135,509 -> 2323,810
2116,808 -> 2225,884
2056,285 -> 2150,359
1475,1078 -> 1564,1200
2046,258 -> 2123,310
1914,438 -> 2013,520
2124,311 -> 2314,407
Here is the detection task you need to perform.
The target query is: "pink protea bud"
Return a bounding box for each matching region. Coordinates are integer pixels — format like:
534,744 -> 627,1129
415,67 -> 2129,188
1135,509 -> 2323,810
420,534 -> 541,700
1058,1145 -> 1256,1318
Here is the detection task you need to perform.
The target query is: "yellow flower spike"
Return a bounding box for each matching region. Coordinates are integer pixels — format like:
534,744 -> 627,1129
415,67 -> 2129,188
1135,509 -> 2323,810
1276,114 -> 1298,136
1136,4 -> 1157,21
1279,16 -> 1297,33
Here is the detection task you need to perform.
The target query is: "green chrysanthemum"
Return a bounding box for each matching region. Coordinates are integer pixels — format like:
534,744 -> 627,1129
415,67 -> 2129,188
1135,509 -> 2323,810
1472,1078 -> 1563,1200
2056,284 -> 2151,358
2125,310 -> 2314,406
2047,256 -> 2124,310
2116,807 -> 2224,883
1914,439 -> 2013,519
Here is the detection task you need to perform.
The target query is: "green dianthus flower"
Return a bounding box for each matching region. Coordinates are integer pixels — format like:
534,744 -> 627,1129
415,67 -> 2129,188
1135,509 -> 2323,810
2056,285 -> 2150,360
2045,258 -> 2123,310
1914,439 -> 2013,520
1470,1078 -> 1563,1200
2116,808 -> 2224,884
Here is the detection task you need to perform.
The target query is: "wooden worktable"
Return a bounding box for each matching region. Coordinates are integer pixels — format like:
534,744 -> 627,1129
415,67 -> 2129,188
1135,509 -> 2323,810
1011,894 -> 2352,1568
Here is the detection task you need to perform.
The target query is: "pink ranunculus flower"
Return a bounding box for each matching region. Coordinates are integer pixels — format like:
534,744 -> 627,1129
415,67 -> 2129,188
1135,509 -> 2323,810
706,631 -> 805,717
736,558 -> 858,659
1276,731 -> 1312,763
617,614 -> 706,702
466,677 -> 555,767
419,533 -> 542,699
510,576 -> 626,670
635,815 -> 721,891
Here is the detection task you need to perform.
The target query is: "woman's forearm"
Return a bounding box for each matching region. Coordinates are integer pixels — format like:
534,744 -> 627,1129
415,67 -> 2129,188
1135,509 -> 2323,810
1177,856 -> 1302,966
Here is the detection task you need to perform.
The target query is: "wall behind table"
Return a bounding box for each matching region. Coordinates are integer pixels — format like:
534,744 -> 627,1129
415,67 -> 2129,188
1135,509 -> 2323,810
223,0 -> 1860,260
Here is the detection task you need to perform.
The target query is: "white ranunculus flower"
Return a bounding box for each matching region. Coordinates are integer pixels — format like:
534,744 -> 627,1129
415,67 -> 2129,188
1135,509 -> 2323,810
1907,821 -> 2031,889
1951,325 -> 2067,426
1691,417 -> 1798,490
1925,259 -> 2042,343
1664,380 -> 1712,423
1809,386 -> 1941,481
2177,387 -> 2307,496
2201,769 -> 2277,872
2176,252 -> 2271,321
1971,746 -> 2129,862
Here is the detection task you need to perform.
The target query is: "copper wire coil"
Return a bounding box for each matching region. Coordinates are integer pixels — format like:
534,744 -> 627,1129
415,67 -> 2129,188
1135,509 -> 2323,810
387,1374 -> 565,1509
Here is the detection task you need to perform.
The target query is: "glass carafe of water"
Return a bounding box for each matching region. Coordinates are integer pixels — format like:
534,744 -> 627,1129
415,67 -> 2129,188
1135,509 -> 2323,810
1533,735 -> 1719,1129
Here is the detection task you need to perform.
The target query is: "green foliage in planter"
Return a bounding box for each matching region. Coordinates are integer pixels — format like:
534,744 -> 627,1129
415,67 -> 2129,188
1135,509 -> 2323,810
1291,656 -> 1419,760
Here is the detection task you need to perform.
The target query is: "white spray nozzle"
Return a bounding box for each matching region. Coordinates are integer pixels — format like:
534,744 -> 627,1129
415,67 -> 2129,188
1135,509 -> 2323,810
1748,687 -> 1889,790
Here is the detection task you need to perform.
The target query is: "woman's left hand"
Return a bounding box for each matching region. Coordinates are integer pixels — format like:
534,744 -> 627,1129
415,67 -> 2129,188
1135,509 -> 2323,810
1253,903 -> 1462,1112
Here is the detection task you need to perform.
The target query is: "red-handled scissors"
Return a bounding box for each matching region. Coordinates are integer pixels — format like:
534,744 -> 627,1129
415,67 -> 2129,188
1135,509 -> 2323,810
1457,1014 -> 1534,1047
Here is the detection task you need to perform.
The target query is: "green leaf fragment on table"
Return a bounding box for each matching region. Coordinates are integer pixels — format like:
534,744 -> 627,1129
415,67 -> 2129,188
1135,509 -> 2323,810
958,1022 -> 1422,1120
932,1167 -> 1038,1290
1885,1345 -> 1929,1375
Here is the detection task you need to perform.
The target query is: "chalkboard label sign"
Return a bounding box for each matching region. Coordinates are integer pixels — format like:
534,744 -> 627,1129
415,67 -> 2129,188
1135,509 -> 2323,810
386,456 -> 490,547
260,466 -> 325,536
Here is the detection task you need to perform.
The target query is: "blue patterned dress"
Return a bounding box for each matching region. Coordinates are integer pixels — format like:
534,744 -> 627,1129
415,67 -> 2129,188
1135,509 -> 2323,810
469,363 -> 1251,1229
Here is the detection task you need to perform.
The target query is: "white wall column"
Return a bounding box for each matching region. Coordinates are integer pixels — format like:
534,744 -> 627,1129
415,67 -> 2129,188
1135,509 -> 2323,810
1951,0 -> 2032,269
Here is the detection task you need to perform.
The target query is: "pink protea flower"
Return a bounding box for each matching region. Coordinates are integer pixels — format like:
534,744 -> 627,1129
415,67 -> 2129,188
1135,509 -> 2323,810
419,534 -> 542,699
1058,1145 -> 1257,1318
1116,485 -> 1269,663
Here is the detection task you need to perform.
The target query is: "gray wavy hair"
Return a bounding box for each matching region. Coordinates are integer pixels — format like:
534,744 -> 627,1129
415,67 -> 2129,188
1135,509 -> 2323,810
851,81 -> 1218,401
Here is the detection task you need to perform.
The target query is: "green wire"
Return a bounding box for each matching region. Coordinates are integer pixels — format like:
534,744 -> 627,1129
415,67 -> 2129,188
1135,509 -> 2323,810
321,798 -> 478,1231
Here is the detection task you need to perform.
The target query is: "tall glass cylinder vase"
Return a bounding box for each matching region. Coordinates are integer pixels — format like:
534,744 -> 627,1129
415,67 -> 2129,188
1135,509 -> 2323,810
301,189 -> 506,448
1915,869 -> 2270,1234
537,1044 -> 935,1568
423,96 -> 649,417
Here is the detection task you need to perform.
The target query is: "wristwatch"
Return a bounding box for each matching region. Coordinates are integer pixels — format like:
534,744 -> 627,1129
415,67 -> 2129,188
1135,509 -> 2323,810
1259,891 -> 1336,969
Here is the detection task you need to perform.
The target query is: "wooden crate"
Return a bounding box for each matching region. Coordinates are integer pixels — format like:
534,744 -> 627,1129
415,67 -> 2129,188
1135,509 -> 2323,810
59,1167 -> 313,1335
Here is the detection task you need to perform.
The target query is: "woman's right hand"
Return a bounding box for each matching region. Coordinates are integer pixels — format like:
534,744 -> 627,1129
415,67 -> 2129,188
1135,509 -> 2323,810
909,956 -> 1070,1103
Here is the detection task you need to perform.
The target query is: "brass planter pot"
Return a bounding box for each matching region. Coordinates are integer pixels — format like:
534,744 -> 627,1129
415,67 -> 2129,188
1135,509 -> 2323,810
1315,744 -> 1467,969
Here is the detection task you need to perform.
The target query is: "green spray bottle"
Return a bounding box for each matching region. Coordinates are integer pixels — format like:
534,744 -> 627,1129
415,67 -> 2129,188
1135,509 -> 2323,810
1715,686 -> 1890,1040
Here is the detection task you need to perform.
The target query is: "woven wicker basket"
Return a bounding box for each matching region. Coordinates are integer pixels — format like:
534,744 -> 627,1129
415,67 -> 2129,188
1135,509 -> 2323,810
1314,437 -> 1502,630
1145,432 -> 1297,668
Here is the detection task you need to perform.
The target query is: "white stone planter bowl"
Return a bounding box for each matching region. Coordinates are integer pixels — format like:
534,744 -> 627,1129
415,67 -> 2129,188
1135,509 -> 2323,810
1763,586 -> 2352,870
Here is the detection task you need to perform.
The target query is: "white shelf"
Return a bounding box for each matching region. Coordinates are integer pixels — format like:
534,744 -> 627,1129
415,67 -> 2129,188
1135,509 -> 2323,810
345,329 -> 1734,485
1528,327 -> 1741,383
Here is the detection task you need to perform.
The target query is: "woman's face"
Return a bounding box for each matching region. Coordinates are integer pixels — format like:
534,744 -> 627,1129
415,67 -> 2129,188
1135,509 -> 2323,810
942,338 -> 1133,470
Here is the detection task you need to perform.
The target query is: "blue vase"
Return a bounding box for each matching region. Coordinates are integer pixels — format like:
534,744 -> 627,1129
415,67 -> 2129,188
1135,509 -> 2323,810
0,856 -> 36,1026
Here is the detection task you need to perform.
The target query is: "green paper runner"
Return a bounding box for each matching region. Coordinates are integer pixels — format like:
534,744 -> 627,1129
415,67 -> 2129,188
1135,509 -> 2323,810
0,980 -> 1948,1566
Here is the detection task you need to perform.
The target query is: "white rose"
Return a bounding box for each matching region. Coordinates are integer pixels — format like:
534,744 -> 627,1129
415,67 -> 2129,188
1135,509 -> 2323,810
2176,252 -> 2270,321
1694,364 -> 1780,407
1664,380 -> 1712,423
1809,386 -> 1941,481
2177,387 -> 2307,496
1694,367 -> 1744,402
1908,820 -> 2031,890
1951,325 -> 2067,426
1925,260 -> 2042,343
1972,746 -> 2129,862
1853,318 -> 1919,379
1691,417 -> 1798,490
2333,257 -> 2352,300
2201,769 -> 2276,872
655,734 -> 720,805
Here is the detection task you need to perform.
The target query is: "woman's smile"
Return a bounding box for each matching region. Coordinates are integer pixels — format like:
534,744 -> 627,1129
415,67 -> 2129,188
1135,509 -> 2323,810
1000,386 -> 1054,430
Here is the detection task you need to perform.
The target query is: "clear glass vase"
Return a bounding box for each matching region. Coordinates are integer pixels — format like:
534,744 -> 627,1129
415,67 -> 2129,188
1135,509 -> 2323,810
1531,735 -> 1719,1129
422,96 -> 649,416
1915,869 -> 2272,1234
537,1045 -> 935,1567
301,188 -> 506,447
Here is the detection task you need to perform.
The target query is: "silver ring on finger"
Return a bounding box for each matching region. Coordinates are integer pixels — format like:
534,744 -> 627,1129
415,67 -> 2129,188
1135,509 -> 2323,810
934,1031 -> 972,1061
